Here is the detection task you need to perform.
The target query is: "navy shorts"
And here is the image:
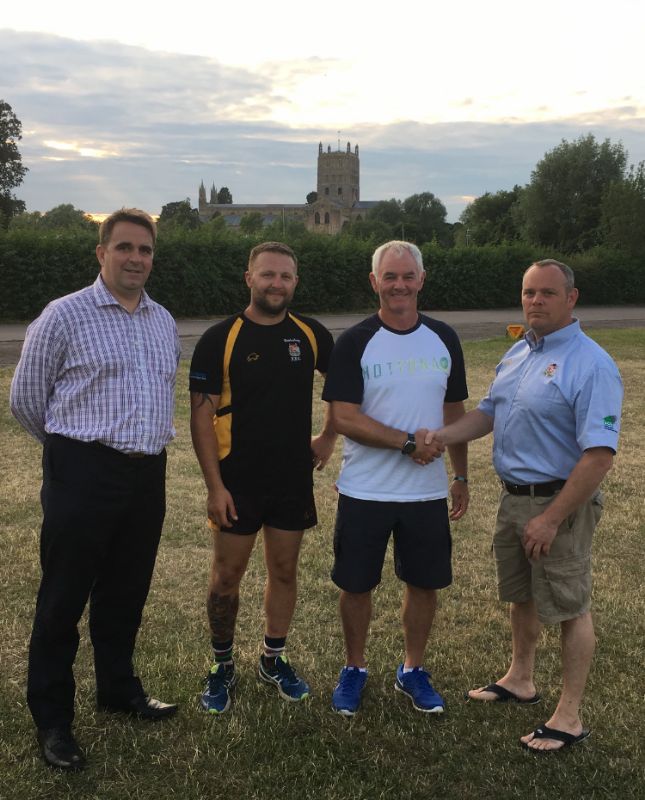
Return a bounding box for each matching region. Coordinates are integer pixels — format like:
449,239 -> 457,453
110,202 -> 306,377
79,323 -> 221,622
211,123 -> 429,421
209,489 -> 317,535
331,494 -> 452,592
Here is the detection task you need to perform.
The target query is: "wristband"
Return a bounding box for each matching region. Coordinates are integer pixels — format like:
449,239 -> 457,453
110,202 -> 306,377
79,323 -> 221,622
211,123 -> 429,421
453,475 -> 468,483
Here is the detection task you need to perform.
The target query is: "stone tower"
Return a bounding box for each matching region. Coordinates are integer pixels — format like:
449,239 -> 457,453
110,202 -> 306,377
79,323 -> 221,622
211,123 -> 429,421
317,141 -> 360,205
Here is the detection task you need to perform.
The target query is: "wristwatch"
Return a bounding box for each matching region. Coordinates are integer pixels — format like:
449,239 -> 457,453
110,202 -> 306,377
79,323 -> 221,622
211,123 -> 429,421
401,433 -> 416,455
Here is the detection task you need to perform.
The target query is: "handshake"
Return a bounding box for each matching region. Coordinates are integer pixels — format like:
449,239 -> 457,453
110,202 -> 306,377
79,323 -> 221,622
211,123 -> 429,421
410,428 -> 446,466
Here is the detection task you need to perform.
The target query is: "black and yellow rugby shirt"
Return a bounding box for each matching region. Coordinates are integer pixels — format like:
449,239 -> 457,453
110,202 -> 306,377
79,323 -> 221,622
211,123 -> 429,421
189,311 -> 334,493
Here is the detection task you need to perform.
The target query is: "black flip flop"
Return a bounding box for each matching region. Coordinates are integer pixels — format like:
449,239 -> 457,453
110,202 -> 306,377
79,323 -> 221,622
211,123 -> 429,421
521,724 -> 591,752
464,682 -> 541,704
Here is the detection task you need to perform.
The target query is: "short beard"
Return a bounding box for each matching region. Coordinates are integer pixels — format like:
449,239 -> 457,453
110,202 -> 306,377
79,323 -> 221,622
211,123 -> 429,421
253,293 -> 290,316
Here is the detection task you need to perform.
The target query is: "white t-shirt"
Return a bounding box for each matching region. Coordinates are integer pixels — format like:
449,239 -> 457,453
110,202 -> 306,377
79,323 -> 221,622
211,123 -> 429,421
323,314 -> 468,502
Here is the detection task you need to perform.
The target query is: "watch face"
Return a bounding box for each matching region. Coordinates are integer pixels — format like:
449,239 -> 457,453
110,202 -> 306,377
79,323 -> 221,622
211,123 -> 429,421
402,438 -> 416,455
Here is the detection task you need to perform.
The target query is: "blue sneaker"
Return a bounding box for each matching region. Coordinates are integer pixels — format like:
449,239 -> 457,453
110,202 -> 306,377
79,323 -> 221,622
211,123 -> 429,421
258,654 -> 310,701
395,665 -> 444,713
200,663 -> 236,714
332,667 -> 368,716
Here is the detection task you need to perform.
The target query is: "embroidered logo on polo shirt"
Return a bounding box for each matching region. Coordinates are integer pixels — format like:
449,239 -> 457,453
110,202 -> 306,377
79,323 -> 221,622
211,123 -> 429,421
603,415 -> 618,432
543,363 -> 557,378
247,353 -> 260,362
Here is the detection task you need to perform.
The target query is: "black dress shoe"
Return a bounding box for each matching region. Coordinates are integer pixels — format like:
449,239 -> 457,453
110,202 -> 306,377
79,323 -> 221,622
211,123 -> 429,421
99,695 -> 179,721
37,727 -> 86,771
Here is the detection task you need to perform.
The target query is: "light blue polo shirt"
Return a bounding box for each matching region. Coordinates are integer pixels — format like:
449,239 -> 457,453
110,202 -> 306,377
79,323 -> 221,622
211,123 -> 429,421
478,320 -> 623,484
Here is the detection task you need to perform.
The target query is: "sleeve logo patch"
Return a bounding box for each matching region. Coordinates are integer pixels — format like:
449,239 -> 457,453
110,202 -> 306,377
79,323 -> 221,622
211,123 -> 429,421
603,415 -> 618,431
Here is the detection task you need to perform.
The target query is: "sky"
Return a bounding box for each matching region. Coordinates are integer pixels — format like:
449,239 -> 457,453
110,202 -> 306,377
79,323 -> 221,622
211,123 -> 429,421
2,0 -> 645,221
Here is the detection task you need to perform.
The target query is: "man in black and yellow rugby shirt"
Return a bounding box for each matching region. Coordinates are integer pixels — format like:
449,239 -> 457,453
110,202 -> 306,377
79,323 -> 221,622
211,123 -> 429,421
189,241 -> 336,713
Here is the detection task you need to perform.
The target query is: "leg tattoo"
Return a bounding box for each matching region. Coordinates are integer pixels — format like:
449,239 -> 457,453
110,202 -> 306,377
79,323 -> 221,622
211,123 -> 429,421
207,592 -> 239,642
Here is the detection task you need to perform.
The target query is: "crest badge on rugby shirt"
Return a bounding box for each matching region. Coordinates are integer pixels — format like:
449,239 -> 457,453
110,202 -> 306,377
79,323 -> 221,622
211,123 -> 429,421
287,340 -> 301,362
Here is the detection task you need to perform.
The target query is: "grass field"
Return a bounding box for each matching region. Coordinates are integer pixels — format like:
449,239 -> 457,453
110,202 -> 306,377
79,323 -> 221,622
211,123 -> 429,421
1,329 -> 643,800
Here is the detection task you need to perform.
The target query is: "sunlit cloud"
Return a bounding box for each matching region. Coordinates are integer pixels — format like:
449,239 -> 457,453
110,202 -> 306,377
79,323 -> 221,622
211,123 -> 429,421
43,140 -> 118,158
3,27 -> 645,220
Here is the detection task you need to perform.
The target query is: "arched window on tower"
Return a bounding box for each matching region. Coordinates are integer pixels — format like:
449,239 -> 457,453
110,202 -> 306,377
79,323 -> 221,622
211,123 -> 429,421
325,187 -> 329,195
315,212 -> 320,225
324,212 -> 330,224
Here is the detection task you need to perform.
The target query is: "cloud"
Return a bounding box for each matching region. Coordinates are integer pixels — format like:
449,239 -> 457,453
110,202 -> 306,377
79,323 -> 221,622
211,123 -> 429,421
2,29 -> 645,220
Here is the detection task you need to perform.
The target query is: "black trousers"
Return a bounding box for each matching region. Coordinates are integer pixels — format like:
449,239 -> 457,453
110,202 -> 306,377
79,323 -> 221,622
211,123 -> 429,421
27,435 -> 167,729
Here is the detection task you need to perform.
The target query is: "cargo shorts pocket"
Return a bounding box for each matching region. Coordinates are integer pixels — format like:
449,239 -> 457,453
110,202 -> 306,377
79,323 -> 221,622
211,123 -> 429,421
542,556 -> 591,617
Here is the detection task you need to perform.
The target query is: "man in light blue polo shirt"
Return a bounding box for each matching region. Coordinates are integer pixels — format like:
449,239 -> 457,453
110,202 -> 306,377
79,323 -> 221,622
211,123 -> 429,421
427,259 -> 622,752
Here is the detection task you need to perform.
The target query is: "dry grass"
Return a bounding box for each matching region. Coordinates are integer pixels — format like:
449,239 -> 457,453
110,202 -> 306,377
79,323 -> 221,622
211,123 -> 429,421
0,329 -> 643,799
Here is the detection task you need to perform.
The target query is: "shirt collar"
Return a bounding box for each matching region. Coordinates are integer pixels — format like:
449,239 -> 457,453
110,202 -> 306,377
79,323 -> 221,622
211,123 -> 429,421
92,275 -> 151,311
525,318 -> 580,351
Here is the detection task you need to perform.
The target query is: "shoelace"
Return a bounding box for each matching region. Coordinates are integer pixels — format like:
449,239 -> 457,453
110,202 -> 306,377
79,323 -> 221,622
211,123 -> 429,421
209,666 -> 233,689
403,669 -> 430,691
275,657 -> 298,684
339,669 -> 365,692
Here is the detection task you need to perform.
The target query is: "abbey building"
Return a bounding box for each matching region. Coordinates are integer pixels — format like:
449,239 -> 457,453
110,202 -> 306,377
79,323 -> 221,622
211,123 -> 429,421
198,142 -> 378,234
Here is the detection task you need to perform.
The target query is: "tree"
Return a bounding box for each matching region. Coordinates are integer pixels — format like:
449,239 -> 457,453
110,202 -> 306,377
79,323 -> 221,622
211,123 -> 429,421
306,191 -> 318,204
158,200 -> 201,230
8,211 -> 43,230
402,192 -> 450,245
601,162 -> 645,255
369,199 -> 404,227
517,134 -> 627,252
0,100 -> 28,226
217,187 -> 233,204
239,211 -> 264,234
340,216 -> 393,242
459,186 -> 523,245
38,203 -> 97,231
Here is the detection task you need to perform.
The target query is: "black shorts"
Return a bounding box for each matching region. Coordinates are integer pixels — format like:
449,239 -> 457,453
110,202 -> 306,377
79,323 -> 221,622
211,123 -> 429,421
331,494 -> 452,592
211,489 -> 318,535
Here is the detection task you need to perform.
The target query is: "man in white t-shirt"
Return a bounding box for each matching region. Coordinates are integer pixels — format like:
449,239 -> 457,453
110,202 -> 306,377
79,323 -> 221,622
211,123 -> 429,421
322,240 -> 469,716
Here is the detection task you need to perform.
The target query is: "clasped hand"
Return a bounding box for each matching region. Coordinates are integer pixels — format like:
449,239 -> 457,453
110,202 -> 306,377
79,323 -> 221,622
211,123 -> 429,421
411,428 -> 445,465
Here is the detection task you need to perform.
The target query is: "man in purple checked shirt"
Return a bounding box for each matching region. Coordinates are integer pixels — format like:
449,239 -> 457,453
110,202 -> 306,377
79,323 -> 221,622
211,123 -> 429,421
10,208 -> 180,772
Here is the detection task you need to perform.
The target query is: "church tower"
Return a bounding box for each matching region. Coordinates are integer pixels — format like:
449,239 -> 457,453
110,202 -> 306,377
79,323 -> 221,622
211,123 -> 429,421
317,141 -> 360,205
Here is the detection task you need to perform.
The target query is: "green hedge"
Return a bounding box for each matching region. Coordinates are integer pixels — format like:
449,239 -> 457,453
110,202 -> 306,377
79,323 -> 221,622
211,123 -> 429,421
1,228 -> 643,321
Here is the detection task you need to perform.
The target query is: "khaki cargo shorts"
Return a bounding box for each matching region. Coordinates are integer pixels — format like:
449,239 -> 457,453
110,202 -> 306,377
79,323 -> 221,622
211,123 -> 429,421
493,489 -> 603,624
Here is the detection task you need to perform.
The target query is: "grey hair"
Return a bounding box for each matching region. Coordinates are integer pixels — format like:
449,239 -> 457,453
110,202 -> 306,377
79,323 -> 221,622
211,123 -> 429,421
371,240 -> 424,278
527,259 -> 575,292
